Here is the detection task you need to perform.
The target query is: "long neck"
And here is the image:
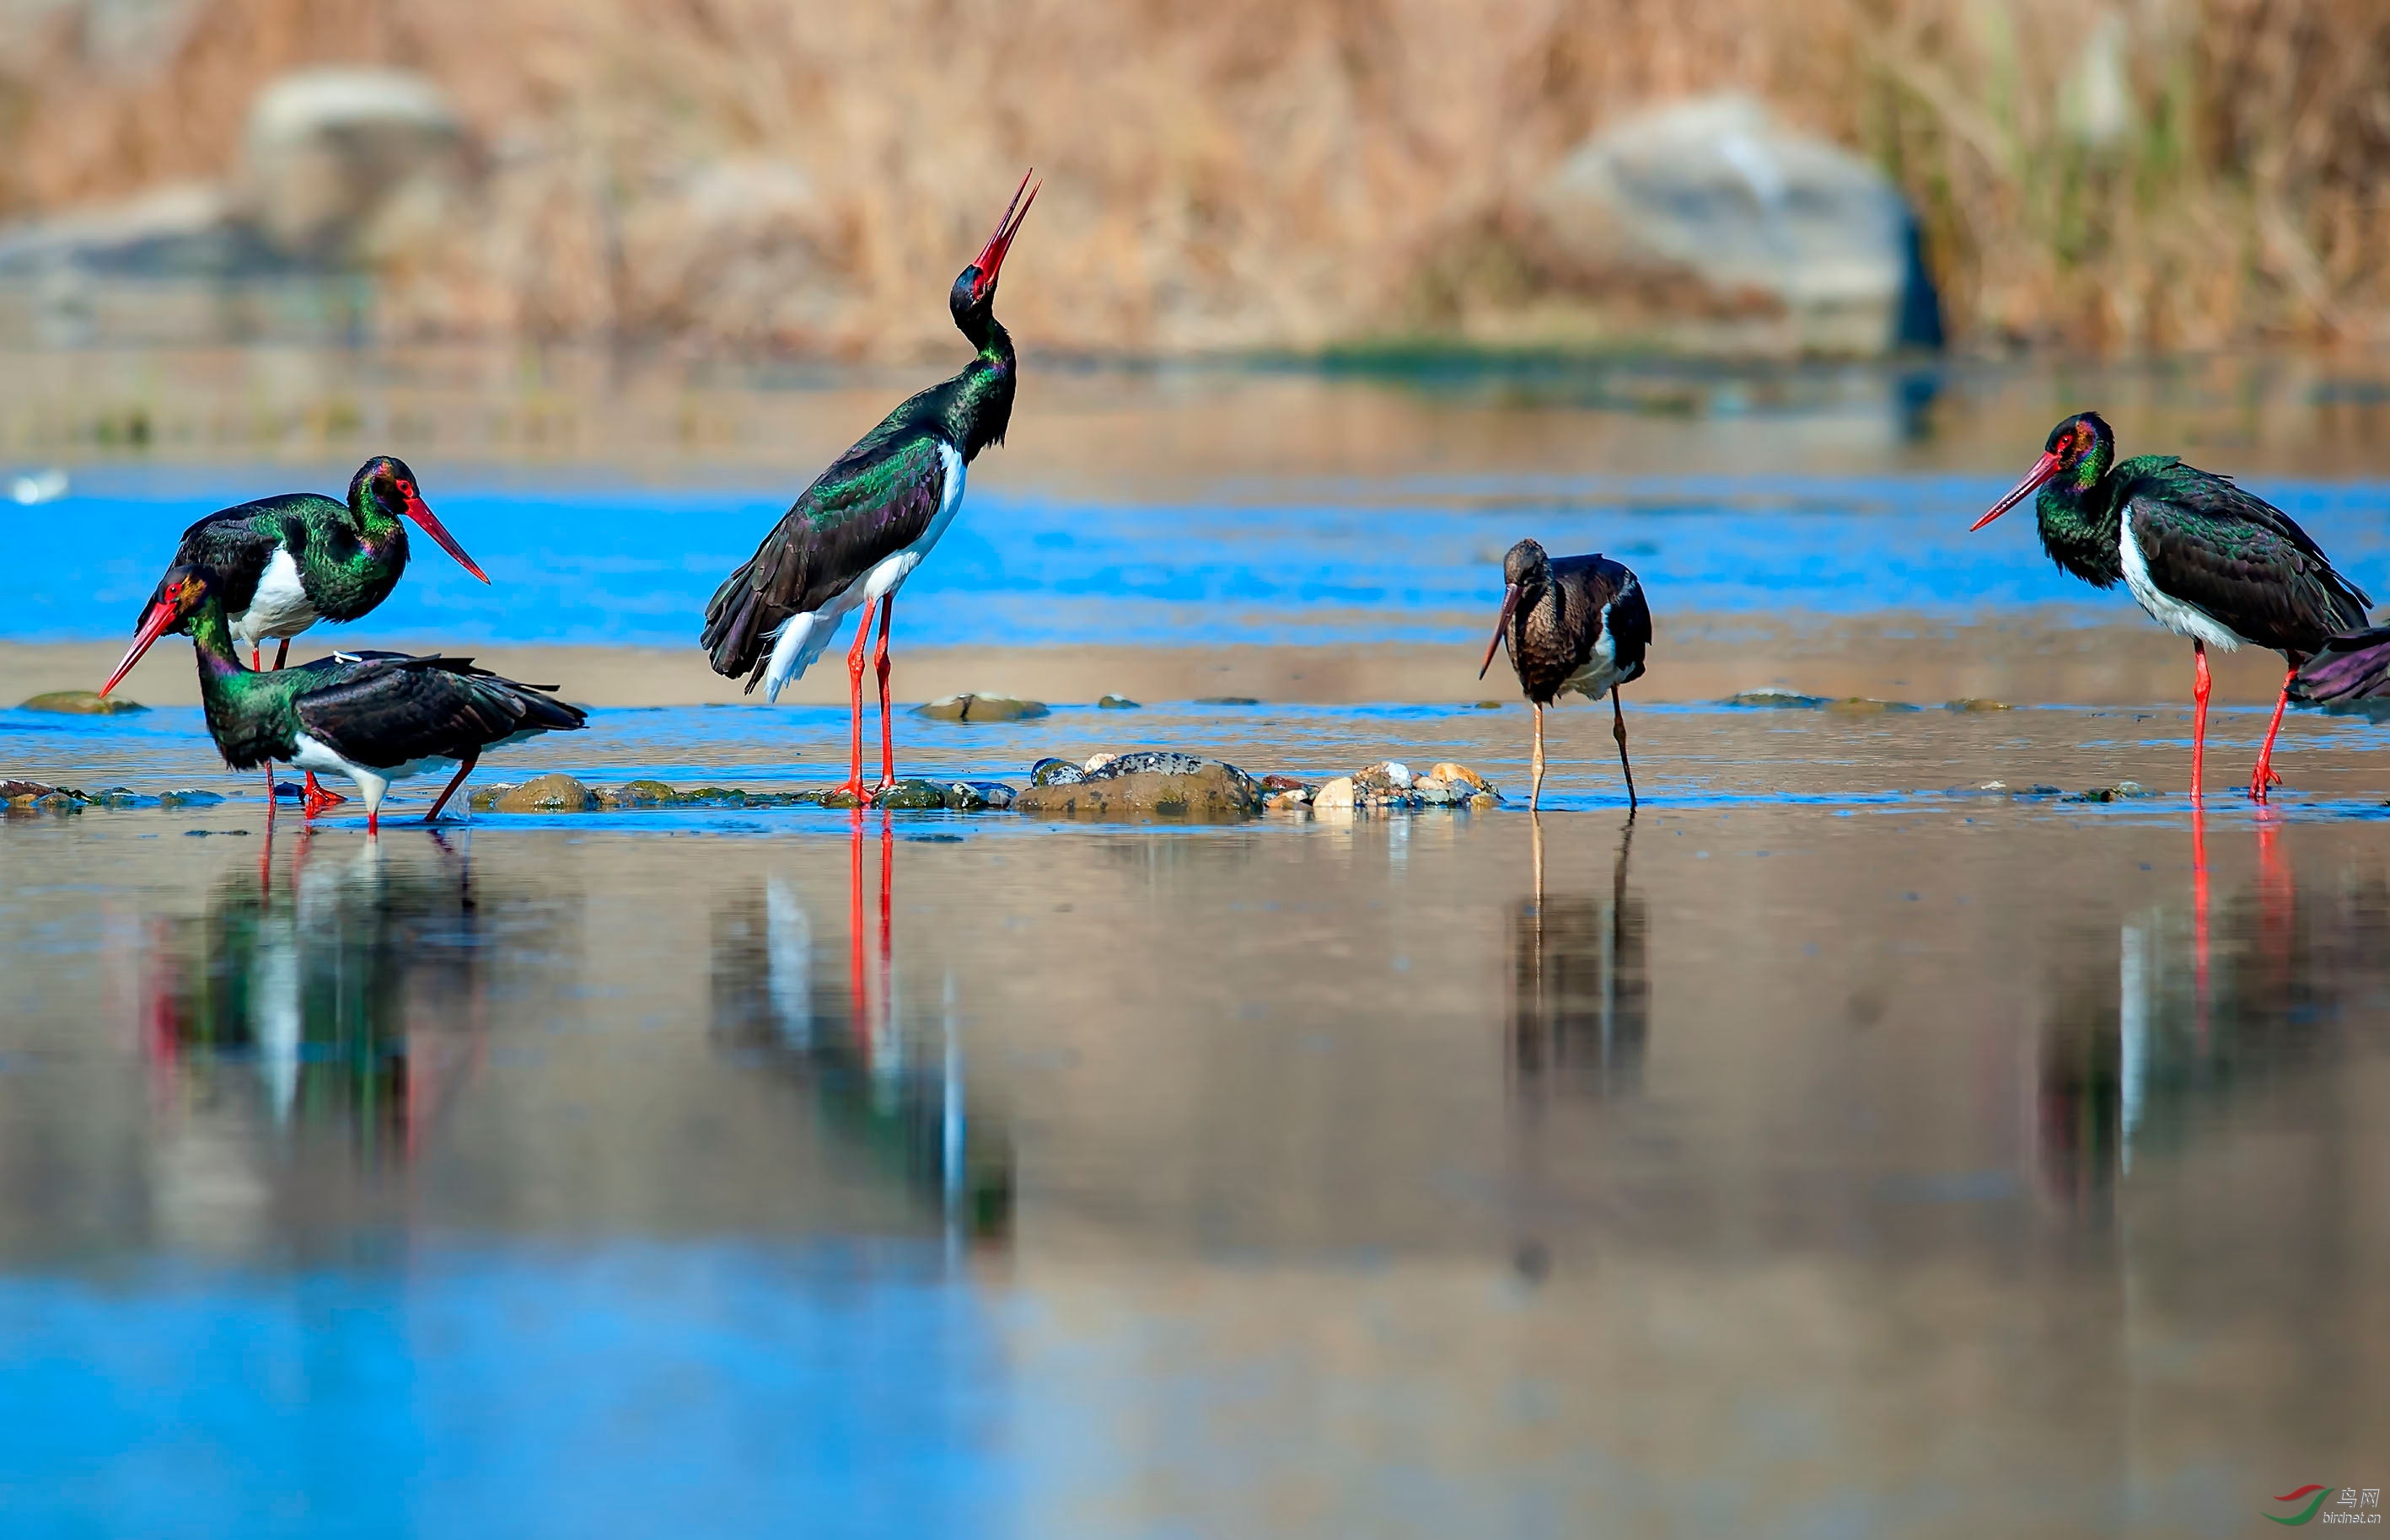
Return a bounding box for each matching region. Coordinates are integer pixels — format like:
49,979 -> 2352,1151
943,315 -> 1017,461
187,595 -> 248,687
2036,469 -> 2124,588
349,487 -> 407,559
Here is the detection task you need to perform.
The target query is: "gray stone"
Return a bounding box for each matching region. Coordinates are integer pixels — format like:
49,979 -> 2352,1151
1533,94 -> 1938,355
916,693 -> 1050,722
1096,695 -> 1140,710
493,773 -> 597,813
613,778 -> 681,807
1944,698 -> 2013,712
943,781 -> 1017,811
1723,689 -> 1827,708
19,690 -> 147,715
872,779 -> 948,810
0,780 -> 56,801
1029,758 -> 1085,787
1015,756 -> 1263,820
1192,695 -> 1260,706
1826,697 -> 1922,714
243,69 -> 472,266
158,789 -> 225,808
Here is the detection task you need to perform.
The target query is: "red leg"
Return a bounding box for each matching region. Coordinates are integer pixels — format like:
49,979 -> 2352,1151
303,778 -> 346,819
2190,641 -> 2210,802
423,749 -> 479,822
250,645 -> 260,671
2248,666 -> 2293,802
871,594 -> 897,797
832,606 -> 873,804
272,638 -> 289,670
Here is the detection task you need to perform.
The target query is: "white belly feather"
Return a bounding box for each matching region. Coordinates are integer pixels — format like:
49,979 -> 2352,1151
290,730 -> 451,819
229,547 -> 320,651
760,443 -> 967,703
1560,603 -> 1632,700
2119,504 -> 2247,650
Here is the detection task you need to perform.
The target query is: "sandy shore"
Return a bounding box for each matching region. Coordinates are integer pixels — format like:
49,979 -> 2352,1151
8,612 -> 2317,711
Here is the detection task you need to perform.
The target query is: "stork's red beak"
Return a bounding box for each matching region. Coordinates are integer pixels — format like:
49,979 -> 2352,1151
1970,450 -> 2064,532
1480,583 -> 1521,680
402,492 -> 488,583
102,598 -> 178,696
969,170 -> 1039,302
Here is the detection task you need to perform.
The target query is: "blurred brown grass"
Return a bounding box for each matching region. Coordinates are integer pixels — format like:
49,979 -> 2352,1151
0,0 -> 2384,356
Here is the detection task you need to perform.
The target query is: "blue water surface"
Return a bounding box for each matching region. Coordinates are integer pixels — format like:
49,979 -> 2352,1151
16,466 -> 2390,646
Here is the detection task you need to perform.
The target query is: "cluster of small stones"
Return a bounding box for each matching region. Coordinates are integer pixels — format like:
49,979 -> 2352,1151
3,779 -> 218,813
1258,760 -> 1501,813
463,773 -> 1016,814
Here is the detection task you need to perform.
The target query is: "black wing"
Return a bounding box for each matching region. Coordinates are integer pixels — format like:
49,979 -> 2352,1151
701,431 -> 950,689
1554,554 -> 1652,681
154,502 -> 306,623
2125,464 -> 2371,656
293,655 -> 585,770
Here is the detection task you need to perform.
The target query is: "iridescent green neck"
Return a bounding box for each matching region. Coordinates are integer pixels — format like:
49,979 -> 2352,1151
2036,471 -> 2123,588
945,317 -> 1017,459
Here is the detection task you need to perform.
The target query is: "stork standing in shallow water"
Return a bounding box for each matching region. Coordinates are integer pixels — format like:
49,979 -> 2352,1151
702,173 -> 1038,803
102,565 -> 583,834
1480,539 -> 1652,813
115,456 -> 489,810
1969,412 -> 2371,802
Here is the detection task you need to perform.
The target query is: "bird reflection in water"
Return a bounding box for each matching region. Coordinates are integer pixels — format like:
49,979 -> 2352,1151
711,813 -> 1012,1244
1509,814 -> 1649,1103
139,825 -> 489,1164
2035,811 -> 2380,1205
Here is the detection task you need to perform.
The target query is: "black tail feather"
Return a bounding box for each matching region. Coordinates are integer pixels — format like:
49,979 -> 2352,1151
2291,626 -> 2390,705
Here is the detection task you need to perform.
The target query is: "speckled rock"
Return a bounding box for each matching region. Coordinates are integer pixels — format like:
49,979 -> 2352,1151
610,778 -> 681,808
0,780 -> 56,801
872,778 -> 949,810
1264,786 -> 1312,812
1944,698 -> 2012,712
2063,781 -> 2153,804
20,690 -> 147,715
493,773 -> 597,813
1015,754 -> 1263,819
943,781 -> 1017,811
916,694 -> 1050,722
1029,757 -> 1084,787
1259,774 -> 1309,792
1354,761 -> 1414,793
1723,689 -> 1826,708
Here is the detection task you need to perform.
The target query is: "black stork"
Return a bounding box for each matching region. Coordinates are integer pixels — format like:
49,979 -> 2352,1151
1480,538 -> 1652,813
702,172 -> 1039,803
101,565 -> 583,833
1970,412 -> 2371,802
109,455 -> 490,808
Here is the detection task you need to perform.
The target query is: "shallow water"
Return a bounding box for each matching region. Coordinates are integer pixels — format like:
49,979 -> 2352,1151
10,355 -> 2390,1535
5,702 -> 2390,1537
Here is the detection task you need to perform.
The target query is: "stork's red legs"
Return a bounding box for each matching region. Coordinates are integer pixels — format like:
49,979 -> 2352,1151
260,639 -> 344,809
2190,641 -> 2210,802
870,594 -> 898,798
303,778 -> 346,820
833,605 -> 874,805
2249,665 -> 2294,802
424,749 -> 479,822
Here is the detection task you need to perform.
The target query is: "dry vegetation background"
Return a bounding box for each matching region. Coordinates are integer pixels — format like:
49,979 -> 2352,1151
0,0 -> 2385,357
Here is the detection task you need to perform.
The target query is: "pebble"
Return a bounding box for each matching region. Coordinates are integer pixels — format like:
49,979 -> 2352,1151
916,693 -> 1050,722
158,789 -> 225,808
493,773 -> 598,813
872,779 -> 948,810
1192,695 -> 1261,706
1312,775 -> 1357,811
1945,698 -> 2012,712
1082,752 -> 1119,774
1029,757 -> 1084,787
1096,695 -> 1140,710
19,690 -> 147,715
1825,697 -> 1922,713
1723,689 -> 1826,708
1014,755 -> 1264,819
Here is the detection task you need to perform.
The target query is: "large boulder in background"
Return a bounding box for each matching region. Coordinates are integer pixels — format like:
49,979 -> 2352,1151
1533,94 -> 1940,354
242,68 -> 475,266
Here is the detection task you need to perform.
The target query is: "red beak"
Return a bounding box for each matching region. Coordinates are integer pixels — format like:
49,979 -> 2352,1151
102,599 -> 178,696
1970,450 -> 2064,533
403,491 -> 488,583
1480,584 -> 1521,680
969,170 -> 1039,302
